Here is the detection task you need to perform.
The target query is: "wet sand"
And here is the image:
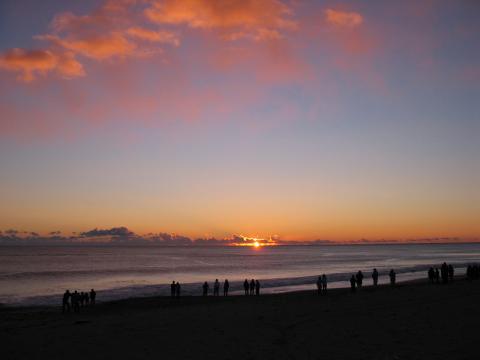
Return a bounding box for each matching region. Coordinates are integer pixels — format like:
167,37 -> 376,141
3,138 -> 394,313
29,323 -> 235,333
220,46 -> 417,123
1,278 -> 479,360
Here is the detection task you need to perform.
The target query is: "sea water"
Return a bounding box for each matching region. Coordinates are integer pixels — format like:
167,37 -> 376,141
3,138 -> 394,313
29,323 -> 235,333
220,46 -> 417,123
1,243 -> 479,305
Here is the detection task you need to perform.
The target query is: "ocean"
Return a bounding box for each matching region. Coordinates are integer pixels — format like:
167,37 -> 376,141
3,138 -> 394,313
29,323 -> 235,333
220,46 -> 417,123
1,243 -> 479,305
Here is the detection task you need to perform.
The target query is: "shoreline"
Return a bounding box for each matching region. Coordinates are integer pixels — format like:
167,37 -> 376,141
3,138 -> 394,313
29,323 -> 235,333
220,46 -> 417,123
1,266 -> 467,307
0,275 -> 464,311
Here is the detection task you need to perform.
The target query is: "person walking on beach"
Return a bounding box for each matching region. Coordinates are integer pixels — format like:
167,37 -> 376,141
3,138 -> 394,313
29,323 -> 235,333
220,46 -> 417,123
350,275 -> 356,292
244,279 -> 249,295
356,271 -> 364,288
223,279 -> 229,296
175,282 -> 181,298
255,280 -> 260,296
428,267 -> 435,283
202,281 -> 209,296
316,276 -> 322,295
250,279 -> 255,295
448,264 -> 454,282
214,279 -> 220,296
62,290 -> 71,313
389,269 -> 396,286
372,268 -> 379,286
322,274 -> 327,293
171,281 -> 176,298
90,289 -> 96,305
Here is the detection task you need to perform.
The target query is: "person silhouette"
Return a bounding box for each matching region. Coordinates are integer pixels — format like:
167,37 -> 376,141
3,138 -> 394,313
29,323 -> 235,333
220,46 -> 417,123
322,274 -> 327,293
428,267 -> 434,283
356,271 -> 364,288
203,281 -> 209,296
441,262 -> 448,284
350,275 -> 356,292
434,268 -> 440,283
214,279 -> 220,296
90,289 -> 96,305
176,282 -> 181,298
243,279 -> 249,295
223,279 -> 229,296
448,264 -> 454,282
372,268 -> 379,286
72,290 -> 80,313
62,290 -> 71,313
255,280 -> 260,296
316,276 -> 322,295
85,292 -> 90,306
389,269 -> 396,286
171,281 -> 176,298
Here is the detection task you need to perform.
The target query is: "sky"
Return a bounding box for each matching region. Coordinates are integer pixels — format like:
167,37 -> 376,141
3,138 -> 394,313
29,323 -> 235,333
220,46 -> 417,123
0,0 -> 479,243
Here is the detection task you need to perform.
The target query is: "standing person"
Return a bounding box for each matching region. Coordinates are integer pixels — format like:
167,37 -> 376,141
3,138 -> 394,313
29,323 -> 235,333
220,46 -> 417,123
255,280 -> 260,296
90,289 -> 96,305
428,267 -> 435,283
171,281 -> 176,298
250,279 -> 255,295
321,274 -> 327,294
72,291 -> 80,313
372,268 -> 379,286
350,275 -> 356,292
79,292 -> 85,307
85,292 -> 90,306
214,279 -> 220,296
223,279 -> 229,296
202,281 -> 209,296
243,279 -> 249,295
356,271 -> 364,288
389,269 -> 396,286
316,276 -> 322,295
62,290 -> 71,313
448,264 -> 454,282
441,262 -> 448,284
434,268 -> 440,283
175,282 -> 181,298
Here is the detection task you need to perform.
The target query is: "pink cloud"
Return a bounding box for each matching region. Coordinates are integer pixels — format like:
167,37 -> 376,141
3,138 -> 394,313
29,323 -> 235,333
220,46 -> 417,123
127,27 -> 180,46
325,9 -> 363,28
0,48 -> 85,82
145,0 -> 297,41
38,33 -> 137,60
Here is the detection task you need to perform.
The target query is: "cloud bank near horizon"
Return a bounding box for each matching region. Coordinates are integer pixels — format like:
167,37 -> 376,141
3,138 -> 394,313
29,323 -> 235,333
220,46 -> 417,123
0,227 -> 470,246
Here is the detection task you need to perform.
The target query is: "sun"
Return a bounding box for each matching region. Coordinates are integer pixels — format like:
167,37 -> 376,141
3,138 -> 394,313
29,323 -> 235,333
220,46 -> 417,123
253,241 -> 260,248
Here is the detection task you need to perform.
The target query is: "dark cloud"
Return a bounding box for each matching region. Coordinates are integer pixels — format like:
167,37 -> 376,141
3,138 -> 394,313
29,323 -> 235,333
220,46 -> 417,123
80,227 -> 136,238
5,229 -> 19,235
49,231 -> 61,235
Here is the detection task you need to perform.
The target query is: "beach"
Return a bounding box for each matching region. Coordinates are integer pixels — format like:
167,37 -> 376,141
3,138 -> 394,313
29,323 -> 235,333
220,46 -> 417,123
1,278 -> 479,360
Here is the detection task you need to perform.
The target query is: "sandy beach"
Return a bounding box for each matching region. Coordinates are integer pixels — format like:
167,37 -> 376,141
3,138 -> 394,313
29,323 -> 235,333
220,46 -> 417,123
1,277 -> 479,360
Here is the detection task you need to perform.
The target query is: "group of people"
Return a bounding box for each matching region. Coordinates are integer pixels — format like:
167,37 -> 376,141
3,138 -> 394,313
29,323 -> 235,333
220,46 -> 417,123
62,289 -> 96,313
316,274 -> 328,294
202,279 -> 230,296
244,279 -> 261,296
466,264 -> 480,280
349,268 -> 396,292
428,262 -> 454,284
170,281 -> 181,298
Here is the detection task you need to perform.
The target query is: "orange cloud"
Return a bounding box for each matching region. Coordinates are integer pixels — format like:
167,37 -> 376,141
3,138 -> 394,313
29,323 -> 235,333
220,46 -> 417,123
38,33 -> 136,60
145,0 -> 297,41
127,27 -> 180,46
325,9 -> 363,28
0,48 -> 84,82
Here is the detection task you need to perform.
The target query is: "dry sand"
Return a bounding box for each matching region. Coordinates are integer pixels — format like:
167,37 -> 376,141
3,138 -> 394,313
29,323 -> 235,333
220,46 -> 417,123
1,278 -> 479,360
